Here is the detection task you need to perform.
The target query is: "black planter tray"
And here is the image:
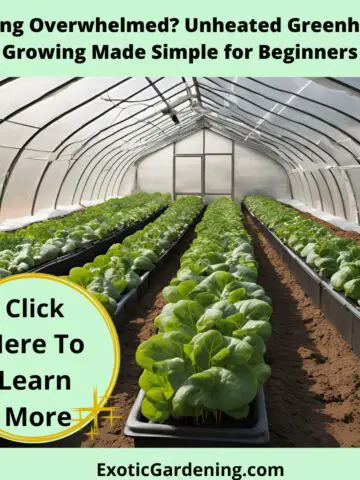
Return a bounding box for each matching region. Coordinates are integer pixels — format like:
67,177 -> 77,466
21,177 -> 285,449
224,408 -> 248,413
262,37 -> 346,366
243,203 -> 360,356
124,388 -> 269,448
28,207 -> 167,276
111,206 -> 206,331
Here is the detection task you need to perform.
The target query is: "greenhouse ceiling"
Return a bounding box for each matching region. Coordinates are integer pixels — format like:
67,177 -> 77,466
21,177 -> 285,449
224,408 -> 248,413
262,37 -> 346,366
1,76 -> 360,222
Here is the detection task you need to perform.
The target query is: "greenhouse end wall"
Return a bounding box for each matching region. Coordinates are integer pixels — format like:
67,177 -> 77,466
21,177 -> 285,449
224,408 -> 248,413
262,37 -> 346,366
135,130 -> 291,202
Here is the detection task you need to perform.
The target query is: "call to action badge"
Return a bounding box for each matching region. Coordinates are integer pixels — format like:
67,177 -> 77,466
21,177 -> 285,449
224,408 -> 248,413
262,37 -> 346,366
0,273 -> 120,444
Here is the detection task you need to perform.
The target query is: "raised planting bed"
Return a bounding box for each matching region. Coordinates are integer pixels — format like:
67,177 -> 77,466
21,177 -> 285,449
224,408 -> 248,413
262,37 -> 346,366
125,388 -> 269,447
112,207 -> 205,330
125,198 -> 272,448
244,205 -> 323,308
243,203 -> 360,357
28,207 -> 166,276
59,196 -> 206,328
0,193 -> 170,277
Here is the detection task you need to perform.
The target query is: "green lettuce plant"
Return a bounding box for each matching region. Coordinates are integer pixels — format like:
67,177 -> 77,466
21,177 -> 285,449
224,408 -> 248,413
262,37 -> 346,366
61,196 -> 204,315
0,192 -> 170,276
136,197 -> 272,424
245,195 -> 360,307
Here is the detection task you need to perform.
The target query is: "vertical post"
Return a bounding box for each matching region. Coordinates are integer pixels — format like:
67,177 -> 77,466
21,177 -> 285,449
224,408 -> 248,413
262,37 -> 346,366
231,140 -> 235,200
201,129 -> 205,198
172,142 -> 176,200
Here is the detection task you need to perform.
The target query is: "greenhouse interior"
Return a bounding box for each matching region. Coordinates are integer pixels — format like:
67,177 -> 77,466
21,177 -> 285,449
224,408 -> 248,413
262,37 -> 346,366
1,76 -> 360,448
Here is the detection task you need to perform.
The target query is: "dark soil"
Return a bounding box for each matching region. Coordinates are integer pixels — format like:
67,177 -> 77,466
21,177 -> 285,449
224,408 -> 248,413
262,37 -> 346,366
81,228 -> 195,448
244,213 -> 360,447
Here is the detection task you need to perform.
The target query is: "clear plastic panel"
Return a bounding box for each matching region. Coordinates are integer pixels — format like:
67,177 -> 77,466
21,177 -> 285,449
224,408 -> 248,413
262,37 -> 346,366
247,77 -> 308,93
96,154 -> 128,200
34,160 -> 69,211
59,80 -> 186,159
102,150 -> 141,200
302,171 -> 320,209
202,78 -> 360,169
137,145 -> 173,193
0,122 -> 36,148
175,156 -> 201,193
223,78 -> 360,158
205,155 -> 231,193
239,78 -> 360,144
301,81 -> 360,122
332,78 -> 360,90
0,147 -> 18,196
79,111 -> 195,203
28,82 -> 149,152
317,168 -> 346,218
106,156 -> 132,199
55,161 -> 82,207
175,131 -> 203,154
57,109 -> 171,205
287,173 -> 298,200
0,77 -> 71,119
108,122 -> 201,200
71,124 -> 154,203
287,172 -> 299,200
155,77 -> 182,92
1,157 -> 46,218
202,77 -> 278,113
13,78 -> 128,127
205,129 -> 232,153
290,171 -> 307,204
312,170 -> 335,214
118,165 -> 136,197
344,169 -> 360,223
233,143 -> 290,202
330,168 -> 352,220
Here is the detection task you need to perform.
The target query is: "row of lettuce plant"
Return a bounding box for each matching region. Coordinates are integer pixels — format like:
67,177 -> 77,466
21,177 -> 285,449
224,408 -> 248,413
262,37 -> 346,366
135,197 -> 272,424
61,196 -> 204,315
245,195 -> 360,306
0,192 -> 170,277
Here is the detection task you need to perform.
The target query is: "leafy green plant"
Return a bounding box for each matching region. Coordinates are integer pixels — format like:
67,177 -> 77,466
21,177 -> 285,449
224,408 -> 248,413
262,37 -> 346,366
0,192 -> 171,276
245,195 -> 360,307
61,196 -> 204,314
137,329 -> 270,423
136,197 -> 272,424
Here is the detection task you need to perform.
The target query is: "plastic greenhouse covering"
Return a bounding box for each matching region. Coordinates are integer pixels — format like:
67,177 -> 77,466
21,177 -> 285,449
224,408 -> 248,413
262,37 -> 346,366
1,76 -> 360,230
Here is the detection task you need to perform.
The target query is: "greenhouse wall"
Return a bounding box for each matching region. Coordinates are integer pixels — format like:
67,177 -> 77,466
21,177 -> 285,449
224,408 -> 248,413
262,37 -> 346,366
233,143 -> 290,201
1,77 -> 360,225
135,129 -> 291,201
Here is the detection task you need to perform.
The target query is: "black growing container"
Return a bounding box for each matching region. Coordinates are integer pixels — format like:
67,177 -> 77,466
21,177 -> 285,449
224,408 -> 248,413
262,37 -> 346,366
28,206 -> 167,276
124,389 -> 269,447
243,203 -> 360,357
112,207 -> 206,331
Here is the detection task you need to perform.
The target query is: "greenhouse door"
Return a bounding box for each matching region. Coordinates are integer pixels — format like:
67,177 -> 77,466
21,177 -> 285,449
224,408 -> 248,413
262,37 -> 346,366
174,155 -> 203,198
